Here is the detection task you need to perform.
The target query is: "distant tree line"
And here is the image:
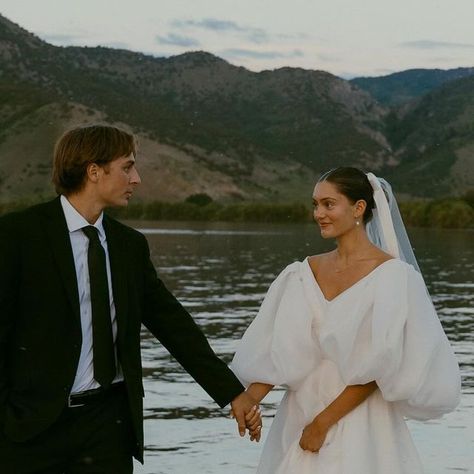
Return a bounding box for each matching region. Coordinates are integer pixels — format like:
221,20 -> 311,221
108,194 -> 310,223
398,192 -> 474,229
1,192 -> 473,228
107,192 -> 474,228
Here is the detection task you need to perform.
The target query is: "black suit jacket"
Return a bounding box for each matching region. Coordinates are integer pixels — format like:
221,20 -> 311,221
0,198 -> 244,461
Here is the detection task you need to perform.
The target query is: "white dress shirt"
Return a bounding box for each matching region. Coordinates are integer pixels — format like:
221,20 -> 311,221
60,195 -> 123,393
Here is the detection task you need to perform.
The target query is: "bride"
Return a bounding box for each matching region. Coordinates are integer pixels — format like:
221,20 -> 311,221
231,167 -> 461,473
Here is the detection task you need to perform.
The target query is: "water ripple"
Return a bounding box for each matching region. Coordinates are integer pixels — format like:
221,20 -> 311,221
133,223 -> 473,474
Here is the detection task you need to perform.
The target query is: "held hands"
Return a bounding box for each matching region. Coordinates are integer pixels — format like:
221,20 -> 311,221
299,416 -> 330,453
230,391 -> 262,442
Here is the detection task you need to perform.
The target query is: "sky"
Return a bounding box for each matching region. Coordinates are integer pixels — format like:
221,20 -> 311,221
2,0 -> 474,78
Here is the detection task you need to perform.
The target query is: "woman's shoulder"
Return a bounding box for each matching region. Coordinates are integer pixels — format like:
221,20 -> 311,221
374,258 -> 422,288
274,257 -> 317,280
280,259 -> 307,275
306,251 -> 334,267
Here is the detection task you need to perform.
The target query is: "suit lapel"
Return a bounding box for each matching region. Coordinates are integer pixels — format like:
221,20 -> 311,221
103,215 -> 129,343
42,197 -> 81,324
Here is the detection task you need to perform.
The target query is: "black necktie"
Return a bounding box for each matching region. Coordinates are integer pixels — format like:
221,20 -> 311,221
82,225 -> 116,388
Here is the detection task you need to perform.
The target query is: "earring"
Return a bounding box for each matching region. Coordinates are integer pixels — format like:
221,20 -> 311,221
356,220 -> 360,226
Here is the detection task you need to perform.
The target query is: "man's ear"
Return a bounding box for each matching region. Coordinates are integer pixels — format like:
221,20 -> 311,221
86,163 -> 100,183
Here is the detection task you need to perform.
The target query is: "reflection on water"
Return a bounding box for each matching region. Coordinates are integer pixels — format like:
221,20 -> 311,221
132,222 -> 474,474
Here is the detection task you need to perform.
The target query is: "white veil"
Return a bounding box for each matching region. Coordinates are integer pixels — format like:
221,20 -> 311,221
365,173 -> 421,273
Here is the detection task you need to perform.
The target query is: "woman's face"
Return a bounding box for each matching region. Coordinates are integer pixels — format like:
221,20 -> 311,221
312,180 -> 360,239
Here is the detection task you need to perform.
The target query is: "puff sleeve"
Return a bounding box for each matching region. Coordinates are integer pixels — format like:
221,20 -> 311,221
319,261 -> 461,420
231,263 -> 320,390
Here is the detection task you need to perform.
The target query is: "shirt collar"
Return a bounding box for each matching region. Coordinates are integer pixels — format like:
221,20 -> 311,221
60,195 -> 105,238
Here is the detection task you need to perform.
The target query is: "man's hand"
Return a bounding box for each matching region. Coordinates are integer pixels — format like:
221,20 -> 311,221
230,391 -> 261,440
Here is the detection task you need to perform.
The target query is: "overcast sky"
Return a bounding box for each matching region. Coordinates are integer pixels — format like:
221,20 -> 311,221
2,0 -> 474,78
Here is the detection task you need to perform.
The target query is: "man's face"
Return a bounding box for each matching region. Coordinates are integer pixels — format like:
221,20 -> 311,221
96,154 -> 141,207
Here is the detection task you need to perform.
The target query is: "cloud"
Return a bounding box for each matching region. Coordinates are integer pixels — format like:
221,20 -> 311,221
400,40 -> 474,50
317,53 -> 341,63
174,18 -> 269,44
181,18 -> 243,32
277,32 -> 310,40
221,48 -> 304,60
156,33 -> 200,47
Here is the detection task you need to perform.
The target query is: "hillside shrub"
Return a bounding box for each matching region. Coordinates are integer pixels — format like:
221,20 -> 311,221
426,199 -> 474,229
462,189 -> 474,208
185,193 -> 213,207
399,199 -> 474,228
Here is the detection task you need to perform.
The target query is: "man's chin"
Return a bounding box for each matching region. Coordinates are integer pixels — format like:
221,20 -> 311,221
106,199 -> 131,209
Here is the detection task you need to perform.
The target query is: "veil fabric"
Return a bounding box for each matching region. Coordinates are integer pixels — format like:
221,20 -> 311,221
366,173 -> 421,273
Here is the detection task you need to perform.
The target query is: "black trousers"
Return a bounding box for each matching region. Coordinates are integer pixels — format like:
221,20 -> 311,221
0,387 -> 135,474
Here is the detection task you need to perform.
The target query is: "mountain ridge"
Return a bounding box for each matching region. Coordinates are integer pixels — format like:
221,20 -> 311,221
351,67 -> 474,106
0,14 -> 472,202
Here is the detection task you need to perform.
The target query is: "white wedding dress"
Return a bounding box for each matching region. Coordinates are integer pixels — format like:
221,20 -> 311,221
231,258 -> 461,474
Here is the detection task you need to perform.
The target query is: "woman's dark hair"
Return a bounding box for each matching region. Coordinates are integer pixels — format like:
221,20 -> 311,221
319,167 -> 375,223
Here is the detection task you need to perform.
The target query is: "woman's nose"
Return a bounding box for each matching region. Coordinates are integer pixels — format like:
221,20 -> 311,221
314,206 -> 324,219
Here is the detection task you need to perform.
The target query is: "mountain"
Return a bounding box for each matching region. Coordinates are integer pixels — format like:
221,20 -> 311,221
0,14 -> 473,203
384,75 -> 474,196
0,14 -> 394,204
351,68 -> 474,106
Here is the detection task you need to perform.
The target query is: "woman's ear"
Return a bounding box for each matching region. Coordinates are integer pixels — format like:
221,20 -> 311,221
354,199 -> 367,219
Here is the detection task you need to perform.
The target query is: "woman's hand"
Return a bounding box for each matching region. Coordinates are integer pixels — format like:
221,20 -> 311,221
230,389 -> 263,442
245,404 -> 262,442
299,382 -> 377,453
299,417 -> 330,453
241,382 -> 273,442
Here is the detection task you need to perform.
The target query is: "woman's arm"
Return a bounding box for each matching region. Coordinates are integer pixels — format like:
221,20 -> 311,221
300,381 -> 378,452
247,382 -> 274,403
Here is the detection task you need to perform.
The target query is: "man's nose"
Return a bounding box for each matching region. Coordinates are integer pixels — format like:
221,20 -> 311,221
131,169 -> 141,185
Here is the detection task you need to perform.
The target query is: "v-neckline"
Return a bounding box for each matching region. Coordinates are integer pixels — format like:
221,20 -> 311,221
304,257 -> 397,303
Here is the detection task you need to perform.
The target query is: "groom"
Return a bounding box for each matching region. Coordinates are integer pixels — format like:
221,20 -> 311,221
0,124 -> 259,473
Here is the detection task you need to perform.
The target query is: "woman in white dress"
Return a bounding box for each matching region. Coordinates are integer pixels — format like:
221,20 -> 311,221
231,167 -> 461,474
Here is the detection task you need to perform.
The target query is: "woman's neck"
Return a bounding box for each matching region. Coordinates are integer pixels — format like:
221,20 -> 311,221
335,227 -> 373,264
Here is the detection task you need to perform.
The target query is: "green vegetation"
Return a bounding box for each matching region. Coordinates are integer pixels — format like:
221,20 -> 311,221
110,197 -> 474,228
0,197 -> 50,215
1,197 -> 473,228
184,193 -> 214,207
109,201 -> 310,223
399,196 -> 474,229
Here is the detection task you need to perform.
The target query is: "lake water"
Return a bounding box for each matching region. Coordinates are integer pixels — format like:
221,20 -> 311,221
131,221 -> 474,474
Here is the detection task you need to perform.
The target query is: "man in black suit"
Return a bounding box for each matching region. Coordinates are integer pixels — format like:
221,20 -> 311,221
0,124 -> 261,473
